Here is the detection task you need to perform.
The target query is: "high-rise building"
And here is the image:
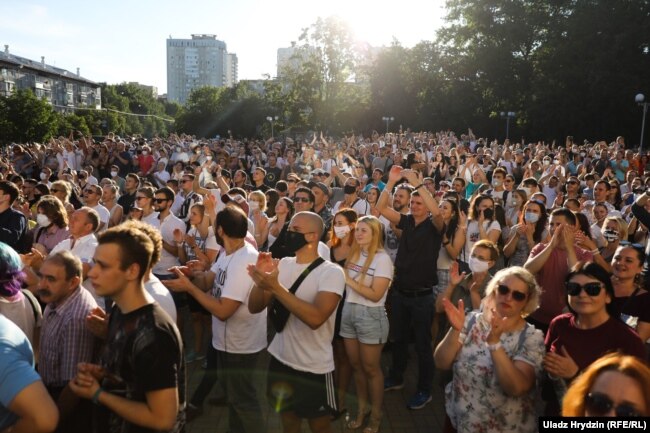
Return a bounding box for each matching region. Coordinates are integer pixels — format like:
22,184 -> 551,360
166,34 -> 237,104
225,53 -> 238,88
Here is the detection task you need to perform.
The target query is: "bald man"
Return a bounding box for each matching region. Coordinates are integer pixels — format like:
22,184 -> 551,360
248,211 -> 345,433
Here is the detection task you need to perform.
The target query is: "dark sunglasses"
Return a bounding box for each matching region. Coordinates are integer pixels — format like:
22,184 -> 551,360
566,282 -> 602,297
153,198 -> 168,203
567,180 -> 579,185
585,392 -> 642,417
294,197 -> 311,203
497,284 -> 527,302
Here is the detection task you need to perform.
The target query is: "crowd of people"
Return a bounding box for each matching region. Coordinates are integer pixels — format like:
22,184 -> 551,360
0,128 -> 649,433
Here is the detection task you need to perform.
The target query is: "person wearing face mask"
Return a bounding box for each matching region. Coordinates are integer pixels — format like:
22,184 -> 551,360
108,164 -> 126,193
435,240 -> 498,316
32,196 -> 70,255
248,211 -> 346,433
136,146 -> 155,180
333,178 -> 371,217
504,200 -> 549,267
461,195 -> 501,273
327,208 -> 358,418
248,190 -> 269,248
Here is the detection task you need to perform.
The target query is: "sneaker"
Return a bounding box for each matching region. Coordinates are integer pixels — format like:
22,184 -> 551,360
186,403 -> 203,422
383,377 -> 404,391
407,391 -> 432,410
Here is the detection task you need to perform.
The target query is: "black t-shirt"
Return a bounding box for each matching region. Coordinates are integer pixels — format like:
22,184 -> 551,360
98,303 -> 185,433
264,166 -> 283,187
118,191 -> 137,215
393,214 -> 442,291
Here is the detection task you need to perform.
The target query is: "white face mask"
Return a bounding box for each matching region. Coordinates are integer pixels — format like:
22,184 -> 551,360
40,173 -> 48,181
110,171 -> 118,177
142,151 -> 148,156
206,155 -> 213,161
333,225 -> 351,239
248,200 -> 260,211
469,256 -> 490,273
36,214 -> 51,227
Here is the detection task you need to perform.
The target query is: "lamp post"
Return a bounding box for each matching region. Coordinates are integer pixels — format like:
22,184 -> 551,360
636,94 -> 649,153
266,115 -> 278,138
500,111 -> 516,140
382,116 -> 394,134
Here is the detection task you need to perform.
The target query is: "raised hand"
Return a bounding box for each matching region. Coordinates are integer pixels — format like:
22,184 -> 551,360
162,267 -> 192,292
388,165 -> 403,183
441,298 -> 465,332
173,228 -> 184,244
449,261 -> 466,286
486,308 -> 508,344
85,307 -> 108,339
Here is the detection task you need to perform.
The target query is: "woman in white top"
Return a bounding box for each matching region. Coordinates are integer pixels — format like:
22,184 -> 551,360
102,184 -> 123,227
461,194 -> 501,271
340,216 -> 393,433
249,190 -> 269,249
136,186 -> 160,228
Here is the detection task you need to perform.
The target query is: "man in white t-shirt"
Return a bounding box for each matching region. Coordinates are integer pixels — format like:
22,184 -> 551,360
165,206 -> 265,432
82,184 -> 110,232
248,212 -> 345,433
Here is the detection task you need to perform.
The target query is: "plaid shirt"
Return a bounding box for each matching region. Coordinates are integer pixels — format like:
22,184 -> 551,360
39,286 -> 97,387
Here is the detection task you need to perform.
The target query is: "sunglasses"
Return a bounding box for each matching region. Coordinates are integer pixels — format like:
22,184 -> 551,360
568,180 -> 579,184
181,179 -> 192,183
497,284 -> 527,302
153,198 -> 168,203
294,197 -> 311,203
566,282 -> 603,297
585,392 -> 642,417
620,241 -> 644,249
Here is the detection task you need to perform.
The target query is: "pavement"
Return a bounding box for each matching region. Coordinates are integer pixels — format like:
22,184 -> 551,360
185,346 -> 447,433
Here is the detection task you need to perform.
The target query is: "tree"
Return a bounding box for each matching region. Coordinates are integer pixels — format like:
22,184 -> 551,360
0,89 -> 59,143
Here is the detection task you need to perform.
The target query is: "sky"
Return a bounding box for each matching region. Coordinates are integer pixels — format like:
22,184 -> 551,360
0,0 -> 447,95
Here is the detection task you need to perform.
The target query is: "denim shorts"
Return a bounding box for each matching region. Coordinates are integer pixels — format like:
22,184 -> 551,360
339,302 -> 389,344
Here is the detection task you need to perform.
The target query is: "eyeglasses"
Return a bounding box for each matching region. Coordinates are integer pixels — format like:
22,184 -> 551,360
567,180 -> 579,185
294,197 -> 311,203
566,282 -> 603,297
585,392 -> 642,417
497,284 -> 528,302
84,190 -> 96,195
153,198 -> 169,203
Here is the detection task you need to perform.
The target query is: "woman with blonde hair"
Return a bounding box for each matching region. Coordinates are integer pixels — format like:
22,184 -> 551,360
563,353 -> 650,416
435,267 -> 545,433
49,180 -> 75,216
340,215 -> 393,433
248,190 -> 269,249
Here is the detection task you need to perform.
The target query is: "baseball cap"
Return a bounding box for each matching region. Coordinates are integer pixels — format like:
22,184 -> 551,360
308,181 -> 330,197
221,193 -> 250,215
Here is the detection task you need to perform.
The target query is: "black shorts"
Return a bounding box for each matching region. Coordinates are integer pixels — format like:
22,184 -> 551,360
267,356 -> 337,419
155,274 -> 187,308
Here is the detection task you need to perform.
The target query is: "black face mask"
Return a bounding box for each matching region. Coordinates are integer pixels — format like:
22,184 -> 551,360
285,231 -> 308,254
344,185 -> 357,195
482,208 -> 494,220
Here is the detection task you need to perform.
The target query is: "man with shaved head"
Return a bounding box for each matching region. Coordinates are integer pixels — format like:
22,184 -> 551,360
248,211 -> 345,433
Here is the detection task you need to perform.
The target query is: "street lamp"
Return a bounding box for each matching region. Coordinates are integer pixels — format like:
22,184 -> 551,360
266,115 -> 278,138
636,93 -> 649,152
382,116 -> 394,133
500,111 -> 516,140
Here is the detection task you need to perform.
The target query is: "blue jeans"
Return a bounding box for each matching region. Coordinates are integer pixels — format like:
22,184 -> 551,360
388,290 -> 434,393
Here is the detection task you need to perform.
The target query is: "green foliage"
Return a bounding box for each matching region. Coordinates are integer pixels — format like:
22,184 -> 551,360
0,89 -> 59,143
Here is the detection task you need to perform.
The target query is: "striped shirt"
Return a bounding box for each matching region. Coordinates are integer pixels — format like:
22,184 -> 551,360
39,286 -> 97,387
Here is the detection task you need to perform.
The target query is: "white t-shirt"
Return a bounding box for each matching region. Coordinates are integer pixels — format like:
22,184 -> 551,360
153,213 -> 186,276
344,250 -> 393,307
144,275 -> 177,323
318,242 -> 330,261
379,215 -> 400,262
268,258 -> 345,374
463,220 -> 501,260
333,198 -> 371,216
91,204 -> 110,231
142,211 -> 161,229
210,243 -> 266,354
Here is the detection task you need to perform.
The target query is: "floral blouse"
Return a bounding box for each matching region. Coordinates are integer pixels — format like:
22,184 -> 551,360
445,311 -> 545,433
